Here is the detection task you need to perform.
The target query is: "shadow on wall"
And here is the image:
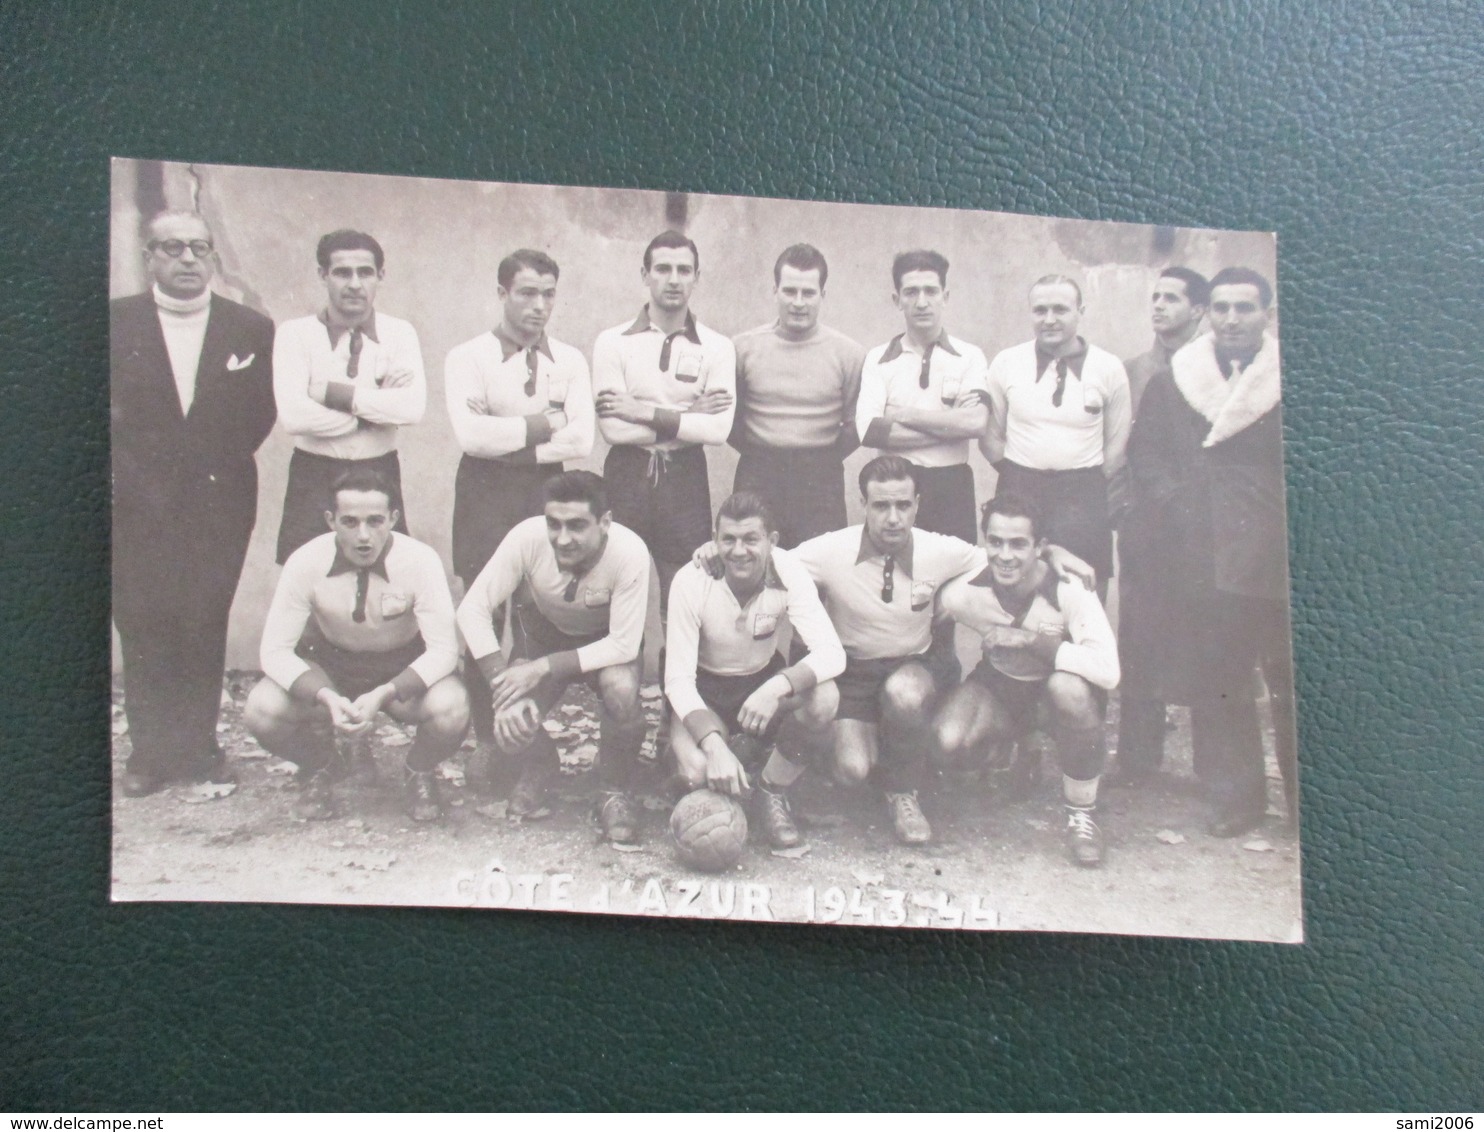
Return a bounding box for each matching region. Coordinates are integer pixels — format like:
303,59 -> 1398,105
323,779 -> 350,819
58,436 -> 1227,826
110,158 -> 1277,670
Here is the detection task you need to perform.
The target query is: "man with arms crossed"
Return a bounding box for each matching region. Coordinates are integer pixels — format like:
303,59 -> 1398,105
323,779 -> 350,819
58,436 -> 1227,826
272,229 -> 426,563
445,248 -> 594,753
982,275 -> 1131,598
934,494 -> 1120,866
665,491 -> 846,848
245,470 -> 468,822
112,210 -> 276,796
592,230 -> 736,605
855,249 -> 989,544
457,472 -> 651,844
731,244 -> 865,548
1124,268 -> 1295,837
1112,267 -> 1208,786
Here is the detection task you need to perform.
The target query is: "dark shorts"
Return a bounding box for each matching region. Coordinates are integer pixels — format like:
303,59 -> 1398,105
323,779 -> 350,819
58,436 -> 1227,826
733,445 -> 846,549
694,653 -> 789,744
603,443 -> 712,566
452,456 -> 554,583
295,628 -> 426,700
912,463 -> 978,544
995,462 -> 1111,581
968,658 -> 1108,733
968,659 -> 1049,736
508,592 -> 611,694
836,645 -> 960,723
277,448 -> 409,565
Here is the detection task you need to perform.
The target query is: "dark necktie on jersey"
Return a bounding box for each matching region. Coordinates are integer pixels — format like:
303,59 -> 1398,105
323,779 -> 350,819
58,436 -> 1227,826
881,555 -> 895,603
524,346 -> 539,396
346,325 -> 363,379
918,342 -> 936,389
352,567 -> 370,623
659,330 -> 685,372
1038,357 -> 1069,407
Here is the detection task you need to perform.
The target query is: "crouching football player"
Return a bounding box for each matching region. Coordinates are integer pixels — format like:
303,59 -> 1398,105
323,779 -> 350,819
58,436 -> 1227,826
665,492 -> 845,848
934,493 -> 1120,866
456,471 -> 651,844
245,469 -> 469,822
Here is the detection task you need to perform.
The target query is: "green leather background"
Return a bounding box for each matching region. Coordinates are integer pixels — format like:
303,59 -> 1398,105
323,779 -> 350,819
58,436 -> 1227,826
2,0 -> 1480,1111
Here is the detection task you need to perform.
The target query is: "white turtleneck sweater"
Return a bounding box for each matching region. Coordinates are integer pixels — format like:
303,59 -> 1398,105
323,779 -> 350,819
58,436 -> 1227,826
153,284 -> 212,415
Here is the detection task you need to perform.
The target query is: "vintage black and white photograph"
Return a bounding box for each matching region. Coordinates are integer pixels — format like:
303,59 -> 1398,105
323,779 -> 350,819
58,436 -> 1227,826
110,157 -> 1300,941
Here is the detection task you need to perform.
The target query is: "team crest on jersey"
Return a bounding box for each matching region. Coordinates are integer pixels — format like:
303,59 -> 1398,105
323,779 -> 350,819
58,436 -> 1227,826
583,587 -> 612,608
910,581 -> 936,611
674,348 -> 703,383
751,612 -> 779,640
379,591 -> 412,619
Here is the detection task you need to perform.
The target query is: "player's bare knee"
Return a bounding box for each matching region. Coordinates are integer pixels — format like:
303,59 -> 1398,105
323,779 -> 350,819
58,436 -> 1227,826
243,678 -> 293,739
833,744 -> 872,785
933,713 -> 971,761
674,745 -> 707,789
1046,673 -> 1099,725
598,665 -> 642,725
881,667 -> 934,722
797,680 -> 839,728
420,677 -> 470,736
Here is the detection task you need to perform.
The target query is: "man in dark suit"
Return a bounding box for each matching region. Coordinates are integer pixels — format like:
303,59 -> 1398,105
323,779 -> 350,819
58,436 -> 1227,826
111,210 -> 277,796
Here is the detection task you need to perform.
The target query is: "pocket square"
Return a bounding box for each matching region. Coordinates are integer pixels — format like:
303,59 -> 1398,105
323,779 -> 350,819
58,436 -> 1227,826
227,353 -> 255,370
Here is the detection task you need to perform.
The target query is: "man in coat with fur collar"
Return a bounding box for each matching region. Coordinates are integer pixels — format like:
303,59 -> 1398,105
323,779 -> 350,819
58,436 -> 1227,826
1121,267 -> 1296,838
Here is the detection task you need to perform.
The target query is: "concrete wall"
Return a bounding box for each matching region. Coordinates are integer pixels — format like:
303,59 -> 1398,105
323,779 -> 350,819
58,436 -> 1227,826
110,158 -> 1277,669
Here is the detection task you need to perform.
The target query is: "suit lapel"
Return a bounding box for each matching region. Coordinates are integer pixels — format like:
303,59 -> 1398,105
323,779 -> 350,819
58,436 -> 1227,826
189,296 -> 235,422
126,296 -> 185,425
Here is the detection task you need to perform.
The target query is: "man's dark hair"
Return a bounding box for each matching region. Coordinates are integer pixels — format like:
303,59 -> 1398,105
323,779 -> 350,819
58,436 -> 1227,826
858,454 -> 920,497
1158,266 -> 1211,309
542,470 -> 609,519
980,492 -> 1044,540
774,243 -> 829,288
317,229 -> 385,271
1030,273 -> 1083,307
891,249 -> 949,291
497,248 -> 561,290
1208,266 -> 1274,309
643,229 -> 700,272
329,467 -> 395,510
715,491 -> 778,535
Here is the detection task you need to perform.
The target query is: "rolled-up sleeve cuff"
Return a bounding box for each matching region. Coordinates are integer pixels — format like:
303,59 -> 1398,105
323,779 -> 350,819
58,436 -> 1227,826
324,381 -> 357,413
546,649 -> 582,682
861,417 -> 892,448
390,667 -> 427,702
288,668 -> 332,703
524,413 -> 554,446
684,708 -> 727,745
780,662 -> 817,697
653,408 -> 682,441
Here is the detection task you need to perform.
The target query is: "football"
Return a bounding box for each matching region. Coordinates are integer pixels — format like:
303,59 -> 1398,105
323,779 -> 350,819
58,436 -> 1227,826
670,788 -> 749,872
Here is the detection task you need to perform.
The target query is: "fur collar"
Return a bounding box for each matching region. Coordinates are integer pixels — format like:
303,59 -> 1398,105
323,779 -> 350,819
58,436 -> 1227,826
1171,333 -> 1281,447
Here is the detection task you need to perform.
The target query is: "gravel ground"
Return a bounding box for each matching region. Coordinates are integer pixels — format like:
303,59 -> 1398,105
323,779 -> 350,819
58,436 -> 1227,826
111,673 -> 1303,942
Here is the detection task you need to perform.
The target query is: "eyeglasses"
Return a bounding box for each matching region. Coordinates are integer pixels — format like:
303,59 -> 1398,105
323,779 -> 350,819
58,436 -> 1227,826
148,239 -> 214,259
